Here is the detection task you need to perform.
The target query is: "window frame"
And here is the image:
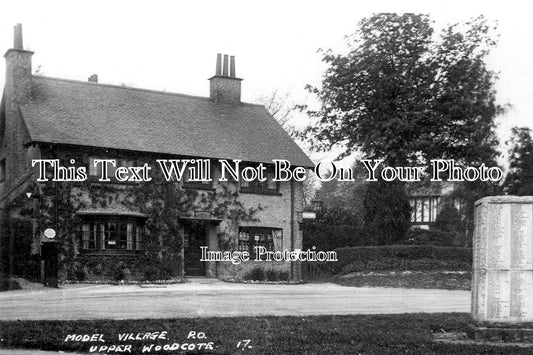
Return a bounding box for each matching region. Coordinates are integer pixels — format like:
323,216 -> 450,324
80,216 -> 145,254
238,227 -> 282,256
239,167 -> 280,195
410,196 -> 440,224
87,156 -> 138,184
182,167 -> 214,190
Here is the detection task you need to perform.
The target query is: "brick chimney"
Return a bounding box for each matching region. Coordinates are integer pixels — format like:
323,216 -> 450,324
88,74 -> 98,83
209,54 -> 242,104
4,24 -> 34,105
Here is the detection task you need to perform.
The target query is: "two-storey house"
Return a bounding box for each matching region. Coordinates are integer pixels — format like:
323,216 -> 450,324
0,24 -> 313,283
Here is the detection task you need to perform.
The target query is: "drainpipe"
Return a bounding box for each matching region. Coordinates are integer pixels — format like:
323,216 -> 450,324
290,178 -> 295,281
180,226 -> 185,280
50,146 -> 59,230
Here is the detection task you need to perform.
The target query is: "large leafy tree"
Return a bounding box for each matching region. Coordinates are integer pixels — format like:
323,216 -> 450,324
363,179 -> 412,245
504,127 -> 533,195
300,13 -> 502,167
300,14 -> 504,243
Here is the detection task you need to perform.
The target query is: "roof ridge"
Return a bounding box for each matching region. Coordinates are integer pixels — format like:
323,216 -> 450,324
31,75 -> 265,107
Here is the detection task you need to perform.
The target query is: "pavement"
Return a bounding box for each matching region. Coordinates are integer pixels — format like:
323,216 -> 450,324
0,278 -> 470,321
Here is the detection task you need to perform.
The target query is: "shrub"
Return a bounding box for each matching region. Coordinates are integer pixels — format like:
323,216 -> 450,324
302,222 -> 363,250
265,269 -> 278,281
247,268 -> 289,282
277,271 -> 289,281
315,206 -> 360,226
363,180 -> 412,245
73,266 -> 87,281
111,262 -> 126,281
403,229 -> 458,246
0,279 -> 22,291
158,257 -> 181,279
434,203 -> 465,233
143,265 -> 161,281
331,245 -> 472,274
244,267 -> 265,281
341,258 -> 471,273
1,218 -> 40,281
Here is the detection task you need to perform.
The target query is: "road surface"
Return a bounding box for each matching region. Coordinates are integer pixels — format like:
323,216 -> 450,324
0,279 -> 470,321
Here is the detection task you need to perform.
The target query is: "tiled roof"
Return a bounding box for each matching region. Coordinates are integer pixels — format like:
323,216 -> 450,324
21,76 -> 313,167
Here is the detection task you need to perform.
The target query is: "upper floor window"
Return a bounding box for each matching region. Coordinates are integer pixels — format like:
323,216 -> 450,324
182,170 -> 213,190
88,157 -> 136,182
0,158 -> 6,183
239,170 -> 278,195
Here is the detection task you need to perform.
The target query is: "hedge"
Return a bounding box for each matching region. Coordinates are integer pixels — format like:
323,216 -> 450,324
403,228 -> 465,247
302,222 -> 467,252
332,245 -> 472,274
340,258 -> 471,273
302,222 -> 363,250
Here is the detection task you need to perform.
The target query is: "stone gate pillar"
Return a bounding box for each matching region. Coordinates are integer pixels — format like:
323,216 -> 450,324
472,196 -> 533,323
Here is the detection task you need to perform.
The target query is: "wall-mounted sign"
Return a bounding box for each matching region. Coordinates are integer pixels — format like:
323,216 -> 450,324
195,211 -> 212,219
302,211 -> 316,220
44,228 -> 56,239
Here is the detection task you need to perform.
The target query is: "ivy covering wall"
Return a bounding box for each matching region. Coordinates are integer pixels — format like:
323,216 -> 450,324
6,150 -> 261,282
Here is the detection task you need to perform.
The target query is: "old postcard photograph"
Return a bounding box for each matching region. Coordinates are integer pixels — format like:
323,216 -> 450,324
1,1 -> 533,354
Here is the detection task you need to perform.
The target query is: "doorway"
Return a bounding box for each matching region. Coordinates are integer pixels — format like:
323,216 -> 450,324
41,240 -> 60,287
183,221 -> 207,276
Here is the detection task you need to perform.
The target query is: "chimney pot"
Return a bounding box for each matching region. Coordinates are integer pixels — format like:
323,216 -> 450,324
222,54 -> 229,77
216,53 -> 222,76
5,23 -> 33,104
230,56 -> 236,78
209,53 -> 242,104
88,74 -> 98,83
14,23 -> 23,49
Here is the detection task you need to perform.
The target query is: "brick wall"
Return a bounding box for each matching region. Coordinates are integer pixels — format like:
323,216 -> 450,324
211,165 -> 304,281
209,76 -> 242,104
31,148 -> 306,282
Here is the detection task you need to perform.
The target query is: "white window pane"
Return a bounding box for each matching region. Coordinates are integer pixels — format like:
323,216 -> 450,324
422,199 -> 430,222
415,200 -> 422,222
267,173 -> 276,190
82,224 -> 89,249
127,223 -> 133,250
431,198 -> 438,222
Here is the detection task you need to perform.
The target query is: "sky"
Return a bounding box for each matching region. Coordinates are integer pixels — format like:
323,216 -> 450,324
1,0 -> 532,165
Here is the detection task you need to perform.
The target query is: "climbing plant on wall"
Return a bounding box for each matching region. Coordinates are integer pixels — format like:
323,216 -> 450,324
32,155 -> 262,282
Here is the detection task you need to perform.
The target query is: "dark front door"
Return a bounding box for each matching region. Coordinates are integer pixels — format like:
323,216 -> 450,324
184,222 -> 207,276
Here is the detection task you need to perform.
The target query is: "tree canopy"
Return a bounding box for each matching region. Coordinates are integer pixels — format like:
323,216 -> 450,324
299,13 -> 503,167
503,126 -> 533,195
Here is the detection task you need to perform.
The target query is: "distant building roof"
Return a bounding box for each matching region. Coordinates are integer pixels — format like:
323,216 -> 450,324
20,76 -> 313,167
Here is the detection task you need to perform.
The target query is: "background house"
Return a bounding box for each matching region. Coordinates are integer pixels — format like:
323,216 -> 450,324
0,24 -> 313,283
407,181 -> 465,229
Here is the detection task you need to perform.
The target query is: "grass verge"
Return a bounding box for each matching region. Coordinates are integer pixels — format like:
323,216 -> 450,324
332,271 -> 471,290
0,313 -> 530,354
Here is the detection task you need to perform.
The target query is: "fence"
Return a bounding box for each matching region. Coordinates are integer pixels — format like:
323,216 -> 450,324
301,261 -> 334,280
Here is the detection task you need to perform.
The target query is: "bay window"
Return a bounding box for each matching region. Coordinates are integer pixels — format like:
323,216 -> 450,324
81,217 -> 145,253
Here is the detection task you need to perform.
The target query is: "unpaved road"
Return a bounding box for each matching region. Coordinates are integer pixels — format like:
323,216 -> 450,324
0,279 -> 470,321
